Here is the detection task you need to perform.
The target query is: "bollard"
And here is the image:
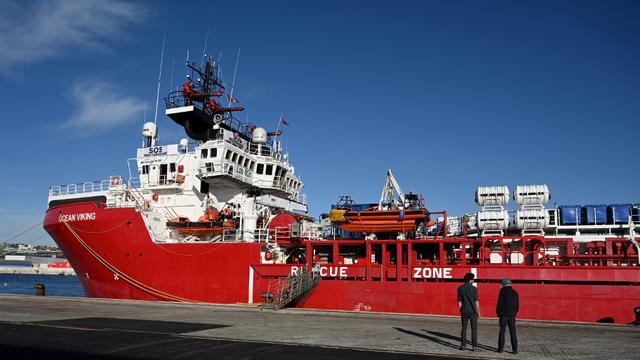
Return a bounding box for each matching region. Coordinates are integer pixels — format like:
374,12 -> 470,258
634,306 -> 640,325
34,283 -> 45,296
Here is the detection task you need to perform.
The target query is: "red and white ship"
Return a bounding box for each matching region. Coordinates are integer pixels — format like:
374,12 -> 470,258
44,57 -> 640,324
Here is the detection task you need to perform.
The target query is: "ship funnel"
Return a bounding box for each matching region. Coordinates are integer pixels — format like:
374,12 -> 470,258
142,122 -> 157,147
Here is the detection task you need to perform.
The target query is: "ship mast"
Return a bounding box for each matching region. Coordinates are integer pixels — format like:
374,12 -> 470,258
152,34 -> 166,146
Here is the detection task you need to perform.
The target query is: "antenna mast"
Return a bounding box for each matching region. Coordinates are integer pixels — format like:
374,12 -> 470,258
228,48 -> 241,107
142,101 -> 148,147
201,30 -> 210,68
153,33 -> 166,146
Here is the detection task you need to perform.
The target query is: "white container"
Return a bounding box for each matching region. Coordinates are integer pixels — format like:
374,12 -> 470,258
477,210 -> 510,230
476,186 -> 510,207
514,184 -> 550,206
515,208 -> 550,230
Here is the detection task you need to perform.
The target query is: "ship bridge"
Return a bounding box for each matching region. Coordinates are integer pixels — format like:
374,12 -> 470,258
195,134 -> 303,200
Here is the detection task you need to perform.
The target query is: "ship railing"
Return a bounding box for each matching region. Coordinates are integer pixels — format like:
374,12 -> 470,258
262,266 -> 321,310
219,226 -> 317,243
300,224 -> 324,241
127,177 -> 141,189
222,162 -> 253,183
49,178 -> 123,197
219,228 -> 270,243
198,161 -> 254,185
164,91 -> 254,139
253,176 -> 292,193
248,144 -> 274,157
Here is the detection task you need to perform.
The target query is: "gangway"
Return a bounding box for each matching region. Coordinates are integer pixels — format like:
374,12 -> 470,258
261,266 -> 321,310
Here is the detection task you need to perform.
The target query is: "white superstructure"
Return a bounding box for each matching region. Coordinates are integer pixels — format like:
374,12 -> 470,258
47,56 -> 316,245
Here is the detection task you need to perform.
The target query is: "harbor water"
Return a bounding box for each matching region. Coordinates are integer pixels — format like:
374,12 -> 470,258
0,274 -> 84,297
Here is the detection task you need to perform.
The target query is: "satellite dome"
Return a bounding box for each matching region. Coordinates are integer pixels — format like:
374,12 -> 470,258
252,127 -> 267,144
142,122 -> 157,138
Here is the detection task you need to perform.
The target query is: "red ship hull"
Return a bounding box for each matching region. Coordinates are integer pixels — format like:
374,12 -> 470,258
44,202 -> 640,324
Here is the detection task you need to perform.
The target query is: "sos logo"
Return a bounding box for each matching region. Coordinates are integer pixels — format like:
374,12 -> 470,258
148,146 -> 164,155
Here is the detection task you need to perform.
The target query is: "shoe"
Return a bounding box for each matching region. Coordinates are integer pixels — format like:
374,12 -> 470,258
513,350 -> 518,355
498,349 -> 504,353
459,346 -> 465,351
471,346 -> 477,351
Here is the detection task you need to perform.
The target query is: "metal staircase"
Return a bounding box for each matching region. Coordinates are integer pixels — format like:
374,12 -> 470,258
262,266 -> 321,310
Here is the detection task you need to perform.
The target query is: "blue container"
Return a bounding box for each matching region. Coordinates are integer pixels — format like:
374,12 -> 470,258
634,204 -> 640,222
609,204 -> 632,224
559,205 -> 581,225
351,203 -> 377,211
584,204 -> 607,225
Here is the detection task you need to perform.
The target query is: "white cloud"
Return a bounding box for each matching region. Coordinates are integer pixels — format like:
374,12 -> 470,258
61,81 -> 144,134
0,0 -> 146,72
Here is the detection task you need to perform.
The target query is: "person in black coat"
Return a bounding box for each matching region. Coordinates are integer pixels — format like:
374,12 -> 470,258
496,278 -> 519,354
457,272 -> 480,351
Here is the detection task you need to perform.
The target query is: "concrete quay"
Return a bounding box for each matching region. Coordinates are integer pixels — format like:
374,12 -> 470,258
0,295 -> 637,359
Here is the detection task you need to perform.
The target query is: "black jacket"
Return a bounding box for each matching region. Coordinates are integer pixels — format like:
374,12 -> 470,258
457,283 -> 478,315
496,286 -> 519,317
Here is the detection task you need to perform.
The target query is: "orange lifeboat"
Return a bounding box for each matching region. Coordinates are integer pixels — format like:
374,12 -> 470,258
167,206 -> 235,238
166,220 -> 235,237
330,208 -> 433,233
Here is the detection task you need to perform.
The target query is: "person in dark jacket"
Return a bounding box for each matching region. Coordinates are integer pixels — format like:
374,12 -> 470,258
457,272 -> 480,351
496,278 -> 519,354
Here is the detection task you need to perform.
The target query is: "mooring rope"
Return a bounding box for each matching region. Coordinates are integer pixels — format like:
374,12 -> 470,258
62,221 -> 197,303
1,222 -> 42,243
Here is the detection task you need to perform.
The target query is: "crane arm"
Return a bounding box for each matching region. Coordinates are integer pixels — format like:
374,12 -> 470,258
378,169 -> 406,209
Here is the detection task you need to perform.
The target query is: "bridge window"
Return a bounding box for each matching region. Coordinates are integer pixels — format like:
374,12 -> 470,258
225,151 -> 232,160
201,149 -> 208,158
238,155 -> 244,166
266,164 -> 273,176
250,161 -> 255,171
232,153 -> 238,163
142,165 -> 149,175
209,148 -> 217,158
170,163 -> 176,173
257,163 -> 264,174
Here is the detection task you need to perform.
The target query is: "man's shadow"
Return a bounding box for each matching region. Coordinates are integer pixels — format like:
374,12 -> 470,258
394,327 -> 498,352
393,327 -> 459,350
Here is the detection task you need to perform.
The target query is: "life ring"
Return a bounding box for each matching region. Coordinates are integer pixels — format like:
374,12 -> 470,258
110,177 -> 121,186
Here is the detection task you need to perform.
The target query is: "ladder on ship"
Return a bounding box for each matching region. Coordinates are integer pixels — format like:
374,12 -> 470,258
262,266 -> 321,311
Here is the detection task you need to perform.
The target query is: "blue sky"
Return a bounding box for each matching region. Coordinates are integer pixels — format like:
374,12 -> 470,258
1,0 -> 639,244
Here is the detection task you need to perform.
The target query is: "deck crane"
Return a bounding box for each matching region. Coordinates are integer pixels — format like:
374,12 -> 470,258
378,169 -> 406,210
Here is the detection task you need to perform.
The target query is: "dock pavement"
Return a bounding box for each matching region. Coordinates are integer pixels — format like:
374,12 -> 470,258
0,294 -> 637,359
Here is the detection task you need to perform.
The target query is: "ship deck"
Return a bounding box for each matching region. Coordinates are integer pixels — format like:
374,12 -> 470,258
0,295 -> 637,359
